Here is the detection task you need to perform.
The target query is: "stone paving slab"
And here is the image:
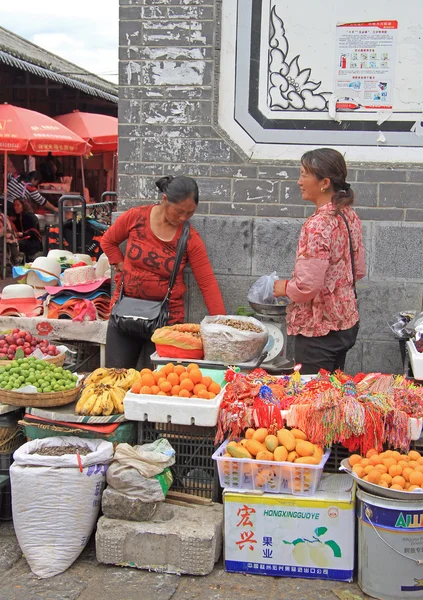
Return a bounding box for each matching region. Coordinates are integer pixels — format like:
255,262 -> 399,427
0,521 -> 370,600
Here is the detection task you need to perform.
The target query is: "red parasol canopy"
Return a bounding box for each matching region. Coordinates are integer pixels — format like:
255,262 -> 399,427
0,104 -> 91,156
54,110 -> 118,153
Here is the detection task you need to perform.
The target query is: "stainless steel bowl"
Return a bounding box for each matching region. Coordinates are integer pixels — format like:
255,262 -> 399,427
248,300 -> 289,316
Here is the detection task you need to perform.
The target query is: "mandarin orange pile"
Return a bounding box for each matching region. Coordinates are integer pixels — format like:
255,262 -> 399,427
130,363 -> 221,399
348,448 -> 423,492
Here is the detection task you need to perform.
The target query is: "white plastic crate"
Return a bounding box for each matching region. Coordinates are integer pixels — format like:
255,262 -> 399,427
212,439 -> 330,496
124,386 -> 225,426
407,340 -> 423,380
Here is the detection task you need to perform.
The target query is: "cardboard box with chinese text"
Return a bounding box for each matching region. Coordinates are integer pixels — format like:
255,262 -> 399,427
224,474 -> 355,581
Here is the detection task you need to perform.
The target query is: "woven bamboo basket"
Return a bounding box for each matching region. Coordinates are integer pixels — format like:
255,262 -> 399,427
0,384 -> 82,408
0,352 -> 66,368
0,426 -> 25,453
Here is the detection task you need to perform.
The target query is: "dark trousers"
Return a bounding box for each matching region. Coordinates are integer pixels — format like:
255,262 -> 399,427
294,322 -> 359,375
105,322 -> 155,369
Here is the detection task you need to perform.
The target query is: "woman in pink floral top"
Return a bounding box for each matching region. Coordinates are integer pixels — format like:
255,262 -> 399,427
274,148 -> 366,374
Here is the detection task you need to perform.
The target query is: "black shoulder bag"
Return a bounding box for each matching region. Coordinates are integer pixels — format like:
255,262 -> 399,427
338,212 -> 357,300
110,221 -> 190,339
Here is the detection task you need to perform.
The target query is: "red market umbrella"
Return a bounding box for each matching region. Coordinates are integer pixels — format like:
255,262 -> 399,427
54,110 -> 118,153
0,103 -> 91,278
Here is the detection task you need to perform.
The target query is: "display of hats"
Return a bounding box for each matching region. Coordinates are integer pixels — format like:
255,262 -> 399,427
47,250 -> 74,262
13,257 -> 61,290
73,254 -> 93,266
0,284 -> 43,316
95,253 -> 111,279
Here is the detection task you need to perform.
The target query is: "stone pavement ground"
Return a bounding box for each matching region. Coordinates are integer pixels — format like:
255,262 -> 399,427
0,521 -> 371,600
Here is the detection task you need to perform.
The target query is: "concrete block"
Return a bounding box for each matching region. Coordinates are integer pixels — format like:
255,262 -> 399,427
210,165 -> 257,178
118,137 -> 142,163
119,19 -> 142,46
189,139 -> 232,163
356,207 -> 404,222
371,223 -> 423,280
257,166 -> 299,180
119,61 -> 143,87
119,99 -> 142,125
210,202 -> 256,216
142,137 -> 190,163
353,182 -> 378,207
279,182 -> 306,205
142,60 -> 212,87
408,170 -> 423,183
191,215 -> 252,275
356,168 -> 407,182
233,179 -> 278,204
118,174 -> 138,199
168,6 -> 214,20
356,281 -> 423,341
187,273 -> 258,322
406,209 -> 423,221
195,178 -> 230,201
96,503 -> 223,575
102,488 -> 157,522
252,218 -> 302,277
257,204 -> 306,218
362,340 -> 404,374
142,100 -> 191,125
379,183 -> 423,208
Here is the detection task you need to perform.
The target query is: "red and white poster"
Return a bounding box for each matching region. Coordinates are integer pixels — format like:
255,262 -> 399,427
335,21 -> 398,111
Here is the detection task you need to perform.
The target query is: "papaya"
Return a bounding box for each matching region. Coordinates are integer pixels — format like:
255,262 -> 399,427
227,445 -> 253,459
274,446 -> 288,462
252,427 -> 268,443
246,439 -> 267,457
287,451 -> 298,462
296,440 -> 315,457
294,456 -> 320,465
290,428 -> 307,441
256,451 -> 274,462
245,428 -> 255,440
265,434 -> 279,453
277,429 -> 296,451
227,441 -> 238,448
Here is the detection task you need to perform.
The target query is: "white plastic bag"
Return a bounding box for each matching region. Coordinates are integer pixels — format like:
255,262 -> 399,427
200,315 -> 268,363
248,272 -> 288,305
106,440 -> 175,501
11,437 -> 113,578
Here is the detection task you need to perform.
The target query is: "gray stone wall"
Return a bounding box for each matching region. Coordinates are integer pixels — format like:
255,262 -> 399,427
118,0 -> 423,374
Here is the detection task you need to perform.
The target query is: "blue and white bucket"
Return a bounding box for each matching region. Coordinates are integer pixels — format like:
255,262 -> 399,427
357,489 -> 423,600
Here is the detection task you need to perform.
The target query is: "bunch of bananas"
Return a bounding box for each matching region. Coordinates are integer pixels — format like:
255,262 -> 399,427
84,367 -> 139,391
75,383 -> 126,416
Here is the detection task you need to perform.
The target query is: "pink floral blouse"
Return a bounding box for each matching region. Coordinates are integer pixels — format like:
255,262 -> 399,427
286,203 -> 366,337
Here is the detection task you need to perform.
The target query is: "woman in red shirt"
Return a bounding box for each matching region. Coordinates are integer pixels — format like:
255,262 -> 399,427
274,148 -> 366,374
101,175 -> 226,368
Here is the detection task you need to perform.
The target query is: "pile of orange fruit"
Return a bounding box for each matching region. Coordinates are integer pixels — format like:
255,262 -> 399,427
130,363 -> 222,399
348,448 -> 423,492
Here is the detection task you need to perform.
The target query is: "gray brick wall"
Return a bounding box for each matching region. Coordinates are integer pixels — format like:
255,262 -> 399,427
118,0 -> 423,375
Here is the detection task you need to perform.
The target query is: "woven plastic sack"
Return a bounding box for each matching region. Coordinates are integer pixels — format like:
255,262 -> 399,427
200,315 -> 268,363
11,436 -> 113,578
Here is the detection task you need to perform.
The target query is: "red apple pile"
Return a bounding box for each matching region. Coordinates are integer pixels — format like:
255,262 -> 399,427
0,329 -> 60,360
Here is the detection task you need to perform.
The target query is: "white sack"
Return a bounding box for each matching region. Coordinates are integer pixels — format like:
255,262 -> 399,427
11,436 -> 113,578
200,315 -> 268,363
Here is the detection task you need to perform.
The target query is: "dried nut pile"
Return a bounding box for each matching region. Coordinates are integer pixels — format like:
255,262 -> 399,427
215,318 -> 262,333
30,446 -> 91,456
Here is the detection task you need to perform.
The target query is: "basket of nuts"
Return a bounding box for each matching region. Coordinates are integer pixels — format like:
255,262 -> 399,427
200,315 -> 268,364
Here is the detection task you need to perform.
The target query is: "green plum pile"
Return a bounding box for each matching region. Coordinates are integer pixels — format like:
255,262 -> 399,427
0,357 -> 78,393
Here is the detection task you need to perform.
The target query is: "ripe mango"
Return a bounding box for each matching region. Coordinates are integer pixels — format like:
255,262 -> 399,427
252,427 -> 269,443
255,466 -> 275,487
245,428 -> 255,439
290,428 -> 307,441
246,439 -> 267,456
274,446 -> 288,462
314,446 -> 324,461
256,450 -> 274,462
240,439 -> 249,447
227,445 -> 253,459
294,456 -> 320,465
287,450 -> 298,462
277,429 -> 296,451
227,441 -> 238,447
296,440 -> 315,457
265,434 -> 279,453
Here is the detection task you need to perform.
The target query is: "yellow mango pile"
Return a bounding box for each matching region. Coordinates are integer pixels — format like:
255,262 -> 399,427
224,427 -> 324,465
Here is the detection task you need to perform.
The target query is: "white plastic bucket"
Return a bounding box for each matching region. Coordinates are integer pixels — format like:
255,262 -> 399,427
357,489 -> 423,599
